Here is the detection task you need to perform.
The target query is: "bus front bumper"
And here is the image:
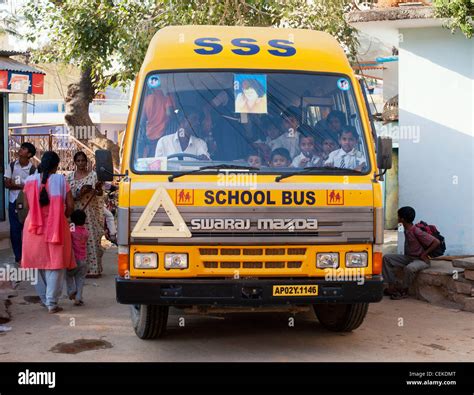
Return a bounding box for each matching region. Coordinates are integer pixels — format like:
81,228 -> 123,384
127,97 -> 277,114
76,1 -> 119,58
116,276 -> 384,305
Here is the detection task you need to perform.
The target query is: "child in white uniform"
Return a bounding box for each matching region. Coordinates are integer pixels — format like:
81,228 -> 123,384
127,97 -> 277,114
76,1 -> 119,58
291,134 -> 322,168
324,126 -> 366,171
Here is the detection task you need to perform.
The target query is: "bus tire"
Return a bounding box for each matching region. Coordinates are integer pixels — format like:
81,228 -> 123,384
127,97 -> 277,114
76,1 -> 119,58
313,303 -> 368,332
131,304 -> 169,339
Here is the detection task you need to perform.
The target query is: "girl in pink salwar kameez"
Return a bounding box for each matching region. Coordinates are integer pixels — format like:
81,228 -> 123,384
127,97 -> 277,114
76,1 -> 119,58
21,151 -> 75,313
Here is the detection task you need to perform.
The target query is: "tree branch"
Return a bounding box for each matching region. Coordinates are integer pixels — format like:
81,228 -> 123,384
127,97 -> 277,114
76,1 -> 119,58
219,0 -> 230,25
241,0 -> 274,17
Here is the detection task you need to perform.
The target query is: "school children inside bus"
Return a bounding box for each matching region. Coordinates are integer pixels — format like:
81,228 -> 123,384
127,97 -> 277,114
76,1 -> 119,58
324,125 -> 366,171
291,134 -> 322,168
270,147 -> 292,168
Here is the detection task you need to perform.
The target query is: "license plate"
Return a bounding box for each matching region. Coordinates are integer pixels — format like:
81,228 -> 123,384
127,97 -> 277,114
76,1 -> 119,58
272,285 -> 318,297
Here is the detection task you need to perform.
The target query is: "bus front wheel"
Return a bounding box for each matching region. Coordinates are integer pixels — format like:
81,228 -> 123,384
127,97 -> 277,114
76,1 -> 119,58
131,304 -> 169,339
313,303 -> 368,332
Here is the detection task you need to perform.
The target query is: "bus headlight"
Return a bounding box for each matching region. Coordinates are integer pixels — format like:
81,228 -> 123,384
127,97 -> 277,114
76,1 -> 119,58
316,253 -> 339,269
165,253 -> 188,269
346,252 -> 368,268
134,253 -> 158,269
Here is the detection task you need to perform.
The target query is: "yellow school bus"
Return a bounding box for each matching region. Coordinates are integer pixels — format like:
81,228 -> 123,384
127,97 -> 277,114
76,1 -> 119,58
96,25 -> 392,339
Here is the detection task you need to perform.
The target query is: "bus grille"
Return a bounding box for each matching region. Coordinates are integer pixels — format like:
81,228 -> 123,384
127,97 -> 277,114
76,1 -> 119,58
200,247 -> 306,270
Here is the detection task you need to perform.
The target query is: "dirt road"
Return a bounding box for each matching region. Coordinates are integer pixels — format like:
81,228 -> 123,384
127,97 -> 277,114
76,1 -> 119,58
1,247 -> 473,362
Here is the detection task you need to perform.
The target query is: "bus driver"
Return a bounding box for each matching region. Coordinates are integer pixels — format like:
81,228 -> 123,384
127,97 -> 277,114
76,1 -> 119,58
155,107 -> 210,160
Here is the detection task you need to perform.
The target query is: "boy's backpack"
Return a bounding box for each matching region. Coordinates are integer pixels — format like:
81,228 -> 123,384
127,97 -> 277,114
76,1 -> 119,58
10,161 -> 36,224
415,220 -> 446,258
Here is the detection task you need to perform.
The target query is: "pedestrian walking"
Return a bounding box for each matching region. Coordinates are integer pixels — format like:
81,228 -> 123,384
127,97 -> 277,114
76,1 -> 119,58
4,142 -> 37,267
66,152 -> 104,278
21,151 -> 76,313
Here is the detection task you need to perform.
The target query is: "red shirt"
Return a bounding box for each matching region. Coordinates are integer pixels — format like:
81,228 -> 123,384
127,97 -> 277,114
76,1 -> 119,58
143,90 -> 174,141
404,225 -> 436,258
71,225 -> 89,261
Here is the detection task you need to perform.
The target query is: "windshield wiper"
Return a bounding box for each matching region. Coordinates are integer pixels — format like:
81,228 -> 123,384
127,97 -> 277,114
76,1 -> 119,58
169,164 -> 259,182
275,166 -> 362,182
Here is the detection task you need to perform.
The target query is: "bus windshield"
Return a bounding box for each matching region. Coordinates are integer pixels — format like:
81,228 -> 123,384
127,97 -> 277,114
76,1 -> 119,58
132,71 -> 370,174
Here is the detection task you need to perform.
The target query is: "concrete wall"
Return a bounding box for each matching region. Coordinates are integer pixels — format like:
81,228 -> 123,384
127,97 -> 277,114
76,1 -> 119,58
383,61 -> 399,102
399,27 -> 474,254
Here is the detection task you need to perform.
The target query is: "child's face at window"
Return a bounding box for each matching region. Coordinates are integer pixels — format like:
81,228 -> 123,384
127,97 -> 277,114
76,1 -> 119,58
339,132 -> 357,152
266,125 -> 281,140
322,139 -> 337,154
271,154 -> 290,168
283,116 -> 299,133
328,117 -> 342,132
299,137 -> 315,154
248,155 -> 262,167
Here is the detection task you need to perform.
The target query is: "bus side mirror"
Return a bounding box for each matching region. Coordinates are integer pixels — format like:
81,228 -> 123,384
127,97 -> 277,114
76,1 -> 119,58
377,136 -> 392,170
95,150 -> 114,182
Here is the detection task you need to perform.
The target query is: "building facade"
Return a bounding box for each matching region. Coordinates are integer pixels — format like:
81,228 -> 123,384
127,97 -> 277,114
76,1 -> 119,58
348,5 -> 474,254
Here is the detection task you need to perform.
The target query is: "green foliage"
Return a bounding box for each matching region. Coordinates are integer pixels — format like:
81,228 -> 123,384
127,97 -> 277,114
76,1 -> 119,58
277,0 -> 358,58
22,0 -> 359,92
166,0 -> 277,26
434,0 -> 474,38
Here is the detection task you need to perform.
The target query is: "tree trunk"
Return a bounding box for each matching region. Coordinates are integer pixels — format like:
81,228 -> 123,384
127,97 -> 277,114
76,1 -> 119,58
64,68 -> 120,170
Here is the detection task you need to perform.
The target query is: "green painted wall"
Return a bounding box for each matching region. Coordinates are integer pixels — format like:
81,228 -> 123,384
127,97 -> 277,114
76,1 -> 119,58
384,147 -> 399,229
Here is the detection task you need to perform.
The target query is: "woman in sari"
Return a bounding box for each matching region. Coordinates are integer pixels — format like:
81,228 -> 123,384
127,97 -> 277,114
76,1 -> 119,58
66,152 -> 104,278
21,151 -> 75,313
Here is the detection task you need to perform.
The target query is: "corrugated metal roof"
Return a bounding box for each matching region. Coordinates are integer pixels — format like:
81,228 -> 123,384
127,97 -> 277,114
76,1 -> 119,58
353,65 -> 386,71
0,57 -> 45,74
0,50 -> 28,57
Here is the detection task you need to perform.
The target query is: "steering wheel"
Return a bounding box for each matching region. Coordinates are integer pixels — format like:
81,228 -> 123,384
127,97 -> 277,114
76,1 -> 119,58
167,153 -> 202,161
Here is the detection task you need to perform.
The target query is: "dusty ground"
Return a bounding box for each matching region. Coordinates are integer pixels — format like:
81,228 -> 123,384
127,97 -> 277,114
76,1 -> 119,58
1,244 -> 473,362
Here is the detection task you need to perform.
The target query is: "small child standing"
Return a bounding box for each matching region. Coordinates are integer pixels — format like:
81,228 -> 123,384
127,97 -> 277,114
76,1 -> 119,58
66,209 -> 89,306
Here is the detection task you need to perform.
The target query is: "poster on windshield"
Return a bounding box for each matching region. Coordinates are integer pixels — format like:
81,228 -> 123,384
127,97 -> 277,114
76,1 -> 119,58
234,74 -> 268,114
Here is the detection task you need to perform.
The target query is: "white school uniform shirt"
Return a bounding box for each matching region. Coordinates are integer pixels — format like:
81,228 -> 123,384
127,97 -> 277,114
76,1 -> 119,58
268,130 -> 300,158
324,148 -> 366,170
155,131 -> 209,160
291,153 -> 322,168
4,160 -> 34,203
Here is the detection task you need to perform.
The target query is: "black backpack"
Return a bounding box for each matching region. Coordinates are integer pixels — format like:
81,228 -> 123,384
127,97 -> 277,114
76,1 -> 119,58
415,221 -> 446,258
9,161 -> 36,177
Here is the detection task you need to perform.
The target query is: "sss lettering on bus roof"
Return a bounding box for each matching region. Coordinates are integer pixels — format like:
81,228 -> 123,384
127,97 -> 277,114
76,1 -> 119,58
194,37 -> 296,56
